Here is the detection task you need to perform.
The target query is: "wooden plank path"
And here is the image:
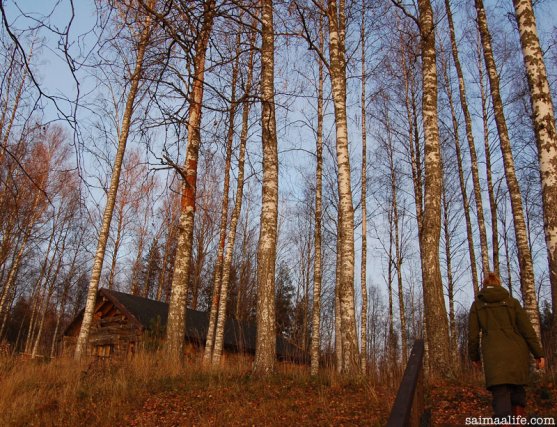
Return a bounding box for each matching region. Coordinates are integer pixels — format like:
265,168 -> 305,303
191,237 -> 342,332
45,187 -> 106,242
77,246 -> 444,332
386,339 -> 430,427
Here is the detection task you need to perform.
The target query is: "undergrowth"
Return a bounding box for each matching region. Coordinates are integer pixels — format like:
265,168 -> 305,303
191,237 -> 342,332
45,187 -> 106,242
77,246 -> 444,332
0,352 -> 389,426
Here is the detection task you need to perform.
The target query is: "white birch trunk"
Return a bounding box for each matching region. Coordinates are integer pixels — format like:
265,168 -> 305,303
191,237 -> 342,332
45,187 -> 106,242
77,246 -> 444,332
212,31 -> 256,366
254,0 -> 278,375
478,58 -> 500,277
513,0 -> 557,326
203,34 -> 241,365
0,188 -> 46,337
359,0 -> 368,373
474,0 -> 541,337
74,6 -> 154,359
441,177 -> 457,359
444,0 -> 490,276
441,61 -> 480,295
310,18 -> 325,377
165,0 -> 215,360
386,114 -> 408,361
327,0 -> 358,375
32,230 -> 68,358
418,0 -> 451,371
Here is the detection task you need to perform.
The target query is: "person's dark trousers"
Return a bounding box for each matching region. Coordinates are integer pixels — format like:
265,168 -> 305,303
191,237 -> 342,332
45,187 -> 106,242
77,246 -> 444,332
489,384 -> 526,419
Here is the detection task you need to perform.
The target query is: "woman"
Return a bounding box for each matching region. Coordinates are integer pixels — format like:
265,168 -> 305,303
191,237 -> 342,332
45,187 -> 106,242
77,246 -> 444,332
468,272 -> 545,421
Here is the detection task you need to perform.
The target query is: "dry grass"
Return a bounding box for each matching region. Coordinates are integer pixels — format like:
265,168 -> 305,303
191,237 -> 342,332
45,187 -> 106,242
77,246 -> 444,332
0,351 -> 183,426
0,352 -> 392,426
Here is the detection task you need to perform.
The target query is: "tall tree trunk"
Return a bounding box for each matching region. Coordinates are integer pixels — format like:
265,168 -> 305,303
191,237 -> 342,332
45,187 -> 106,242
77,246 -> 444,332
235,202 -> 249,320
28,227 -> 63,355
203,33 -> 241,364
386,113 -> 408,361
32,229 -> 68,358
24,220 -> 57,353
359,0 -> 368,373
501,201 -> 514,297
254,0 -> 279,375
335,220 -> 342,374
0,187 -> 46,337
165,0 -> 215,360
474,0 -> 541,337
310,17 -> 325,377
418,0 -> 451,372
387,205 -> 396,360
327,0 -> 358,374
107,206 -> 124,290
444,0 -> 490,276
74,5 -> 154,359
441,177 -> 457,359
0,45 -> 32,165
441,60 -> 480,295
477,48 -> 500,276
513,0 -> 557,328
212,31 -> 256,366
51,230 -> 82,358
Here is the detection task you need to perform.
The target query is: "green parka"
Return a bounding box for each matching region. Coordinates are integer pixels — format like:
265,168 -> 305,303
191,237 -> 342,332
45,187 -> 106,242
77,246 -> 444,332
468,286 -> 543,388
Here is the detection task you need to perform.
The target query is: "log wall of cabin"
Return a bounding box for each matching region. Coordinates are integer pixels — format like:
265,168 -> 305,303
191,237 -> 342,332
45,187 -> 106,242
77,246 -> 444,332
63,297 -> 144,359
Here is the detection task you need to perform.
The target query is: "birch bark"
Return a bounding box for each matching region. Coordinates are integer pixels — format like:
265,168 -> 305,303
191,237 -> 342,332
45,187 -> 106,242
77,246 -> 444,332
441,60 -> 480,295
74,3 -> 154,359
0,184 -> 47,337
417,0 -> 451,371
165,0 -> 215,360
32,228 -> 68,358
212,31 -> 256,366
359,0 -> 368,373
513,0 -> 557,326
474,0 -> 540,337
477,51 -> 500,277
310,18 -> 325,377
203,32 -> 241,365
441,177 -> 457,359
386,113 -> 408,361
254,0 -> 279,375
327,0 -> 358,374
444,0 -> 489,276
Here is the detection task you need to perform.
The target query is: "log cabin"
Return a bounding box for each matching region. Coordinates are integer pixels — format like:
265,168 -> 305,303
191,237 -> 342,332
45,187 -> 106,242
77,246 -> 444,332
63,288 -> 304,362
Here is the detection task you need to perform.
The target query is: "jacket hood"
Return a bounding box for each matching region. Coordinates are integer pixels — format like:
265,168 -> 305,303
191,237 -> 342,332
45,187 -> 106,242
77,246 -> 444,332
477,286 -> 509,303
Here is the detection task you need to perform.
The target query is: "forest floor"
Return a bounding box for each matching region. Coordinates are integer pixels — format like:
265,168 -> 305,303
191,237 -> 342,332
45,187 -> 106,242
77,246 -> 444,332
1,353 -> 556,426
127,373 -> 557,426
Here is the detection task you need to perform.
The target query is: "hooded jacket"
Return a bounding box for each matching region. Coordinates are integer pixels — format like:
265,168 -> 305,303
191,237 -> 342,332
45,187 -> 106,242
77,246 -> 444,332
468,286 -> 543,388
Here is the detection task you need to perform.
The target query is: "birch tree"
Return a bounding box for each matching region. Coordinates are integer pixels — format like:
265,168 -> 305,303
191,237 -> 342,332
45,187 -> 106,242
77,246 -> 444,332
164,0 -> 216,360
74,0 -> 155,359
203,32 -> 241,364
327,0 -> 358,374
440,54 -> 480,295
254,0 -> 279,375
512,0 -> 557,327
477,44 -> 501,277
211,26 -> 256,366
359,0 -> 368,373
310,15 -> 325,377
444,0 -> 490,277
296,0 -> 358,374
474,0 -> 540,337
417,0 -> 451,371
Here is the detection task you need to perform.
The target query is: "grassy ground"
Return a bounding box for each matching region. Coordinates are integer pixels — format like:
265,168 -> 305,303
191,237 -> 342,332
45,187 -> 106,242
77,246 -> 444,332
0,353 -> 392,426
1,352 -> 555,426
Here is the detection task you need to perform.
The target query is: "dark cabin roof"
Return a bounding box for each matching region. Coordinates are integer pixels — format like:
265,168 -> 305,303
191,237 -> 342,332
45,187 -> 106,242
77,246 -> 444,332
65,288 -> 304,361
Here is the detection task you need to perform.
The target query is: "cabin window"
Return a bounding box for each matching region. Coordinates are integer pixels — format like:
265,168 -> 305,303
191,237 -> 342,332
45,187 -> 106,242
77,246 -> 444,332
95,344 -> 113,357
